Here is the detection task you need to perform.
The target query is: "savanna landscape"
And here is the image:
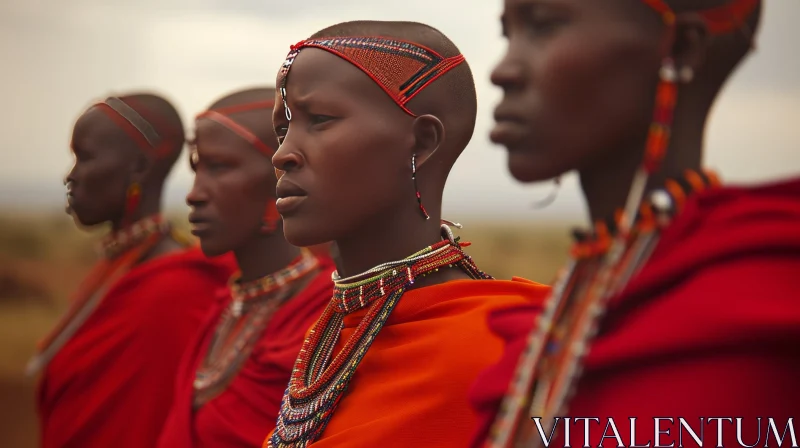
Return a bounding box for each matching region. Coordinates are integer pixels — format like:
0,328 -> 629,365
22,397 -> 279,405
0,211 -> 571,447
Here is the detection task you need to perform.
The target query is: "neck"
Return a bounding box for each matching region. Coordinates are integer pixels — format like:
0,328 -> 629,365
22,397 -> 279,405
335,205 -> 442,278
111,187 -> 163,232
579,92 -> 708,223
234,230 -> 302,283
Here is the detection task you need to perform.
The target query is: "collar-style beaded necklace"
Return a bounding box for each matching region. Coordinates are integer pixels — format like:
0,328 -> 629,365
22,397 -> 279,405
100,214 -> 170,259
193,249 -> 319,408
268,225 -> 492,448
485,170 -> 721,448
26,215 -> 170,376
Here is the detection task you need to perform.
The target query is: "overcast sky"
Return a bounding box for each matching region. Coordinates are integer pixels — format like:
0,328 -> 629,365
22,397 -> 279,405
1,0 -> 797,221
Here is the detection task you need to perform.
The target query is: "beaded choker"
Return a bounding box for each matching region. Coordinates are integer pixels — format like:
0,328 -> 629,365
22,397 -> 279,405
486,170 -> 721,448
193,249 -> 319,408
269,225 -> 492,447
100,214 -> 170,259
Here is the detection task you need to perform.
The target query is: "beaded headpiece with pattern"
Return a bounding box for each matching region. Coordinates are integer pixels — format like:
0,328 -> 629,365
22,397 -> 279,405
278,36 -> 465,117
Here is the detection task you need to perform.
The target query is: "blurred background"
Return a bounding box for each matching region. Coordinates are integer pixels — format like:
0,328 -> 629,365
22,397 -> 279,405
1,1 -> 797,446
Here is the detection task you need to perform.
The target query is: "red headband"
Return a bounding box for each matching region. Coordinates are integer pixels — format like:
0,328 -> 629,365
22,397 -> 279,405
279,36 -> 465,117
195,100 -> 276,157
92,97 -> 175,160
643,0 -> 760,34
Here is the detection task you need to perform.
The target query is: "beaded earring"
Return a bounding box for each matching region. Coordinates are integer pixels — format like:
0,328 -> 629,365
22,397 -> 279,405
412,153 -> 430,220
123,182 -> 141,227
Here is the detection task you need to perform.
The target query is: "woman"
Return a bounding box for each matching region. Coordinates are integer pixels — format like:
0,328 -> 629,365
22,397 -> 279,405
157,87 -> 335,448
264,20 -> 550,448
31,93 -> 235,448
472,1 -> 800,447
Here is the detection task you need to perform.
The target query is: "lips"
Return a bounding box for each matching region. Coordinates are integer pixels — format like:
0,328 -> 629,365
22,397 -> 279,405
490,108 -> 530,148
188,214 -> 213,236
275,179 -> 308,215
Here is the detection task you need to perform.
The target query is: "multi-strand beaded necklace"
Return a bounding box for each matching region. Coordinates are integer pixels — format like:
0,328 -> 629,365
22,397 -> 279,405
486,170 -> 721,448
269,224 -> 492,448
26,215 -> 171,376
193,249 -> 319,408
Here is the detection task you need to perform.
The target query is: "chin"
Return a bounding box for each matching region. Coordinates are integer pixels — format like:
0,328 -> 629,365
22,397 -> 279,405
281,217 -> 329,249
70,210 -> 106,229
506,152 -> 556,184
199,240 -> 228,258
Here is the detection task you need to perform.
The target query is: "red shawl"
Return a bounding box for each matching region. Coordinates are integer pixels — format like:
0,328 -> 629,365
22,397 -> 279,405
469,177 -> 800,447
157,255 -> 335,448
37,247 -> 236,448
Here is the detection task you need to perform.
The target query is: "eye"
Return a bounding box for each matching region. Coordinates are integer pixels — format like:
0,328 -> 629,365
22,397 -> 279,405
275,126 -> 288,145
310,114 -> 334,126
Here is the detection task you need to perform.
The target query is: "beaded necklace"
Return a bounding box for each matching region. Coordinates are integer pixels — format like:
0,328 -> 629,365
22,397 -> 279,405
269,224 -> 492,448
100,214 -> 170,259
193,249 -> 319,408
485,170 -> 721,448
26,215 -> 170,376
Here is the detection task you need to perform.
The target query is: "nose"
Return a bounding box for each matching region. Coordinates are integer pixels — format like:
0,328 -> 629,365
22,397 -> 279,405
186,174 -> 209,208
271,136 -> 305,174
64,160 -> 77,187
490,48 -> 526,92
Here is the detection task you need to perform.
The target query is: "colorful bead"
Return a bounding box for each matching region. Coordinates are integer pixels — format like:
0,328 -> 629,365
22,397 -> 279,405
485,170 -> 721,448
269,225 -> 491,447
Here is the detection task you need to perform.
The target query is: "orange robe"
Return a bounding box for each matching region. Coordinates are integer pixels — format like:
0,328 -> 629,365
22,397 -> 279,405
266,278 -> 550,447
157,256 -> 335,448
37,247 -> 235,448
469,177 -> 800,447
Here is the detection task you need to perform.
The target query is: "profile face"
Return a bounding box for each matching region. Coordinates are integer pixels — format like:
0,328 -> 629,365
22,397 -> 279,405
490,0 -> 663,182
66,107 -> 137,227
271,48 -> 414,247
186,118 -> 278,257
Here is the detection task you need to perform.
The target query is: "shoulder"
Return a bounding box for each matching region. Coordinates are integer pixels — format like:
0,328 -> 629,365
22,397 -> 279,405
397,277 -> 549,323
128,246 -> 236,287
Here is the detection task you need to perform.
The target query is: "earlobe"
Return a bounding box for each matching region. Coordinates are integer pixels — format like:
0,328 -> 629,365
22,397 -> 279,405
411,114 -> 445,168
672,13 -> 709,80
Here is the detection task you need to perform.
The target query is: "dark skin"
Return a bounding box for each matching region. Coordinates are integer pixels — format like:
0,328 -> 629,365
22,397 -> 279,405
271,48 -> 466,282
65,106 -> 180,259
187,117 -> 304,283
491,0 -> 716,222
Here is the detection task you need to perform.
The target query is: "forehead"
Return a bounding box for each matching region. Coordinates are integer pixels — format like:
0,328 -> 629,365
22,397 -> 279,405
276,48 -> 400,115
72,107 -> 126,149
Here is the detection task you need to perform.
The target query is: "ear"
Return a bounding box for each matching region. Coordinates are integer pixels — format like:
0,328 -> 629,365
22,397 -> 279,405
671,13 -> 710,80
129,151 -> 152,185
411,114 -> 445,168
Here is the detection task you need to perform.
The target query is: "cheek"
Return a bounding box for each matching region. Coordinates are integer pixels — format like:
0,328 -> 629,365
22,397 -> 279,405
536,33 -> 657,165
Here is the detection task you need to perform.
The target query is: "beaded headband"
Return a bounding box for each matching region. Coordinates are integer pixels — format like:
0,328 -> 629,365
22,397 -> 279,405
278,36 -> 466,117
643,0 -> 760,34
91,96 -> 175,159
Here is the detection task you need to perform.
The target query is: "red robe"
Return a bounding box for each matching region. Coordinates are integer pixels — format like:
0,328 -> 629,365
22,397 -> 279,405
37,247 -> 236,448
469,177 -> 800,447
157,256 -> 335,448
265,277 -> 551,448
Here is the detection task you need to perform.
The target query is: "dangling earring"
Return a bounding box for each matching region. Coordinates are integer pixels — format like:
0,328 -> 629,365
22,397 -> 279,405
411,153 -> 430,220
123,182 -> 141,227
621,57 -> 679,233
261,200 -> 280,233
531,176 -> 561,209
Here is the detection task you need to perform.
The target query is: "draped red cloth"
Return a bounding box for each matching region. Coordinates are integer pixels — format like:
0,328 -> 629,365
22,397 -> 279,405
157,255 -> 335,448
265,277 -> 551,448
469,177 -> 800,447
37,247 -> 236,448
